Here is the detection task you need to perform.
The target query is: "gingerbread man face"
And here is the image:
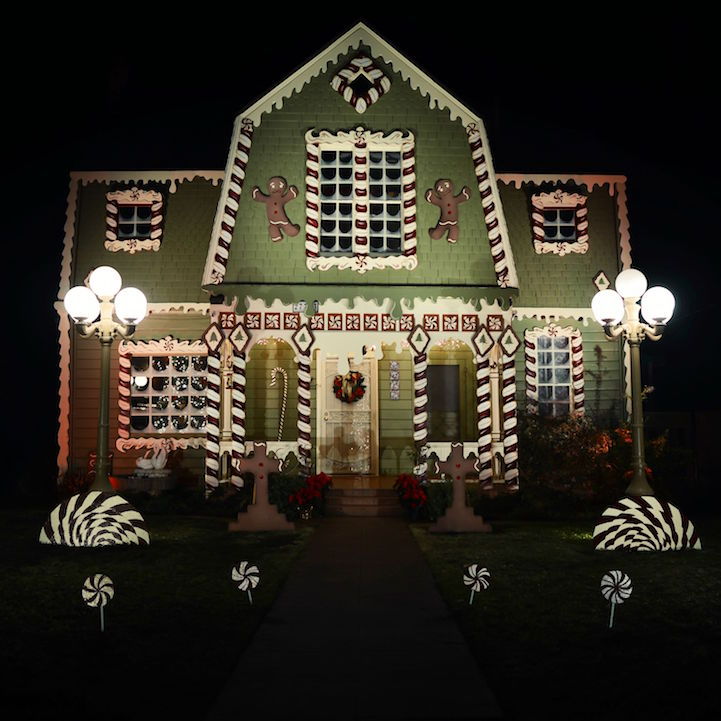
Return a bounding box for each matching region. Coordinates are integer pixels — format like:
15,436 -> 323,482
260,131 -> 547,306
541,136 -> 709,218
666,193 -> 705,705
267,176 -> 288,195
435,179 -> 453,197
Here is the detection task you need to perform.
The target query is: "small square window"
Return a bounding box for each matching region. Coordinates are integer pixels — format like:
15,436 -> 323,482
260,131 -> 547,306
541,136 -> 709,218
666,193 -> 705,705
531,189 -> 588,256
106,186 -> 164,253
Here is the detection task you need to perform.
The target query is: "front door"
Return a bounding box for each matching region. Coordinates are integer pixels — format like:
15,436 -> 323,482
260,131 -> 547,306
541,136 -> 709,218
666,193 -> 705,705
317,352 -> 378,475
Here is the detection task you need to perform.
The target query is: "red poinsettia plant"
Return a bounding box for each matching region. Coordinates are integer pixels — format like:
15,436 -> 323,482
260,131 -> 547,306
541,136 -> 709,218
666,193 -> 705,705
393,473 -> 427,511
333,371 -> 366,403
289,472 -> 333,515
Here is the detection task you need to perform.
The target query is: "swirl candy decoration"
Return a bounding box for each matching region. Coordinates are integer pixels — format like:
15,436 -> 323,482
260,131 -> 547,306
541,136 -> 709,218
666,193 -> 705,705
269,366 -> 288,441
232,561 -> 260,604
463,564 -> 490,605
476,356 -> 493,488
593,496 -> 702,551
230,350 -> 247,490
204,349 -> 222,496
600,570 -> 632,628
39,491 -> 149,546
82,574 -> 114,632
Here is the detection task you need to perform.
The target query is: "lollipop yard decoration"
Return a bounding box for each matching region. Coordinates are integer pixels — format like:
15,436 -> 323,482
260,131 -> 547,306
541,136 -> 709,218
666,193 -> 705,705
232,561 -> 260,604
600,570 -> 632,629
463,564 -> 490,605
82,574 -> 115,632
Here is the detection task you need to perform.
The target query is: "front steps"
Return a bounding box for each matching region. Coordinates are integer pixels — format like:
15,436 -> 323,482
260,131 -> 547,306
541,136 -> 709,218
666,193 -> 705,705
326,488 -> 404,517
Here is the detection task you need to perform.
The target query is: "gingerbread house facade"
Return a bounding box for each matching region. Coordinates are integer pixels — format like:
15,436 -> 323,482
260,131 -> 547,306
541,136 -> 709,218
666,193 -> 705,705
56,24 -> 631,491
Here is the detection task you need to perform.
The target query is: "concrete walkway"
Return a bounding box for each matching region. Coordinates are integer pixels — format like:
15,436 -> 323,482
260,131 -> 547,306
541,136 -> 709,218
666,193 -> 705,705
207,518 -> 501,720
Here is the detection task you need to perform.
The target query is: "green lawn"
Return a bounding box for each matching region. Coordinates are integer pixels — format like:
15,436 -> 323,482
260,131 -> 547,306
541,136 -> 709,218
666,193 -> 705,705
1,509 -> 311,720
412,517 -> 721,721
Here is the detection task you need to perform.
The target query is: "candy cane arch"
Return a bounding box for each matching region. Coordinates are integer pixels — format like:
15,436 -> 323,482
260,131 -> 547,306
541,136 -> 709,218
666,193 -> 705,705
205,118 -> 254,284
204,348 -> 222,495
476,355 -> 493,487
230,349 -> 247,489
466,123 -> 514,288
269,367 -> 288,441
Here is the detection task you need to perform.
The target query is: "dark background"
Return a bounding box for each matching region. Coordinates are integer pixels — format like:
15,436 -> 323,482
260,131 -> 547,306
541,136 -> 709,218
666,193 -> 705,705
5,13 -> 719,496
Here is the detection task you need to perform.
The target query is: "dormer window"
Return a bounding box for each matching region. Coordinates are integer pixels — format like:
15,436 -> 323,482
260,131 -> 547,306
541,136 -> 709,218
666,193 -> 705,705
105,186 -> 164,253
305,127 -> 418,273
530,189 -> 588,256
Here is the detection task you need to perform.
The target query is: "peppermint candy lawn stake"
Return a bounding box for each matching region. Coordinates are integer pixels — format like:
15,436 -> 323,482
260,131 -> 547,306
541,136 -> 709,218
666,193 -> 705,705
600,570 -> 632,629
82,574 -> 114,632
232,561 -> 260,604
463,564 -> 490,605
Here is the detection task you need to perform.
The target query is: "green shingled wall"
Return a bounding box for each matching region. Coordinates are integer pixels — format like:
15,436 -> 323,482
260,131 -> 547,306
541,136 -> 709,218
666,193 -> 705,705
72,178 -> 219,303
511,318 -> 626,424
225,46 -> 498,291
500,183 -> 621,307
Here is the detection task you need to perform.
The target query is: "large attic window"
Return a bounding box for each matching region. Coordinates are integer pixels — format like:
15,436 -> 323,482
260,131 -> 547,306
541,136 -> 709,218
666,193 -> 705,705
330,55 -> 391,113
305,127 -> 418,273
105,186 -> 164,254
530,189 -> 589,256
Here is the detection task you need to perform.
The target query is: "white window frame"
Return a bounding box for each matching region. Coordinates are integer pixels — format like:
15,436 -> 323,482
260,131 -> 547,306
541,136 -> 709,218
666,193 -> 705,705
105,186 -> 164,253
116,336 -> 208,452
524,323 -> 584,417
304,127 -> 417,273
530,190 -> 589,256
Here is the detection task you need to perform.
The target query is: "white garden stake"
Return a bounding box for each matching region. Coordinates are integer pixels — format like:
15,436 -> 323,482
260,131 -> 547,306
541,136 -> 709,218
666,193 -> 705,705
463,564 -> 490,605
82,574 -> 114,632
232,561 -> 260,604
600,570 -> 632,628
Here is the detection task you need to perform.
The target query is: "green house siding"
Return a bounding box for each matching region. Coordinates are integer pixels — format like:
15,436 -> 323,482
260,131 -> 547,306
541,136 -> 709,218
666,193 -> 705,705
511,318 -> 625,424
224,48 -> 499,292
72,178 -> 220,303
501,184 -> 621,307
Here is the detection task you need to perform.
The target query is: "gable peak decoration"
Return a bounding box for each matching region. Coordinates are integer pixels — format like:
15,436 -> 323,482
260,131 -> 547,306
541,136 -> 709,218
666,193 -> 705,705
331,54 -> 391,113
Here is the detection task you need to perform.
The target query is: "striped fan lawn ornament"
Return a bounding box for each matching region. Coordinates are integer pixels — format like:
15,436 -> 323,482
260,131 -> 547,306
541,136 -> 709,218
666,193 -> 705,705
232,561 -> 260,604
39,491 -> 150,547
593,496 -> 701,551
463,564 -> 490,605
600,570 -> 632,629
82,574 -> 114,632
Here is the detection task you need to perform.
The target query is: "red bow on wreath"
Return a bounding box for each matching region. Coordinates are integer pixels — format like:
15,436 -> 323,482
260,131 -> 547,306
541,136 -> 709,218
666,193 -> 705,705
333,371 -> 366,403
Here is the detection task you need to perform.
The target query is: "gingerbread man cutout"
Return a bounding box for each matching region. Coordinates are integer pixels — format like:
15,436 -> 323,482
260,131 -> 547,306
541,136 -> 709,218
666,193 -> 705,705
426,179 -> 471,243
252,176 -> 300,242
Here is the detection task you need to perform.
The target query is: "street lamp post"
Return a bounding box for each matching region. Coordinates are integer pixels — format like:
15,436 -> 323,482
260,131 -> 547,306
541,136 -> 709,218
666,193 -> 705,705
591,268 -> 675,496
63,266 -> 147,491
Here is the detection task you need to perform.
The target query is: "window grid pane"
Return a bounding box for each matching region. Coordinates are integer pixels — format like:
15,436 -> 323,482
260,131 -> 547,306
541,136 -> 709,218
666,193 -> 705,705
537,335 -> 573,417
543,208 -> 577,242
129,354 -> 208,434
319,150 -> 354,254
118,205 -> 153,239
368,150 -> 403,254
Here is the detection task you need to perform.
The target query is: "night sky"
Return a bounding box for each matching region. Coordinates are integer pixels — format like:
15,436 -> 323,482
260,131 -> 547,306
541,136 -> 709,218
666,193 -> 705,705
6,13 -> 719,495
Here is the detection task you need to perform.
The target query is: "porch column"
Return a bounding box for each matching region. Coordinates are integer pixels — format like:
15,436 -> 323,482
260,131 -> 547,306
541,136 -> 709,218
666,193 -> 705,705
501,346 -> 519,489
412,351 -> 429,477
205,347 -> 222,496
230,349 -> 247,489
476,354 -> 493,487
291,324 -> 315,476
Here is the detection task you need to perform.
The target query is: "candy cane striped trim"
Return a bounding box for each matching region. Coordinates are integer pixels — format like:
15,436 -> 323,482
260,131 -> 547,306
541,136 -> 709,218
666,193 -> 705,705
296,352 -> 312,473
118,350 -> 132,442
204,350 -> 222,495
206,118 -> 254,285
402,142 -> 418,257
230,350 -> 246,489
330,55 -> 391,113
466,124 -> 515,288
413,352 -> 429,476
105,187 -> 163,253
530,191 -> 589,256
501,355 -> 518,488
354,144 -> 369,250
476,356 -> 493,487
524,324 -> 585,415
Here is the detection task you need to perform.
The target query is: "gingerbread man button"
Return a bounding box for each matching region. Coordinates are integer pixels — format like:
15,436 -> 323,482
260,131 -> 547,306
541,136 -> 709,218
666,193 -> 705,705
252,176 -> 300,242
426,179 -> 471,243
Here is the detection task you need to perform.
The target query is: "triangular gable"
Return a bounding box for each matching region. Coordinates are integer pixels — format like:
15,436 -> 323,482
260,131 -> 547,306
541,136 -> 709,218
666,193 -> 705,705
203,22 -> 517,289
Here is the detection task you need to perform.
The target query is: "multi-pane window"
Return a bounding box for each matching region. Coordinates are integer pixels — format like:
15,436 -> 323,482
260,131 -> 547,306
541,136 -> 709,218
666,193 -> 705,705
320,150 -> 354,253
369,151 -> 402,254
128,354 -> 208,434
543,208 -> 577,243
537,335 -> 572,417
117,205 -> 153,240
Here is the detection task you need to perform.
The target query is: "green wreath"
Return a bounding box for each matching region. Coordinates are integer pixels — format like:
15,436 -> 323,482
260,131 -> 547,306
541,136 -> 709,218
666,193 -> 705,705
333,371 -> 366,404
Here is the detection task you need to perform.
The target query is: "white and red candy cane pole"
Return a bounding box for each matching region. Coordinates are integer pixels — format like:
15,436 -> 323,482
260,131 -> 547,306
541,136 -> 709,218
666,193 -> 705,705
117,349 -> 132,444
467,124 -> 510,288
402,141 -> 417,257
297,351 -> 312,474
305,139 -> 320,261
209,119 -> 254,283
230,349 -> 246,490
571,332 -> 585,414
204,350 -> 222,496
413,352 -> 429,478
501,355 -> 519,488
476,356 -> 493,488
